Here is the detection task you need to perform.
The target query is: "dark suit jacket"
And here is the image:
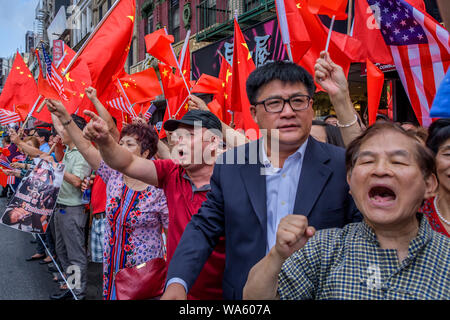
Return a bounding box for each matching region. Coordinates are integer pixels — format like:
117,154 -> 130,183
167,137 -> 362,300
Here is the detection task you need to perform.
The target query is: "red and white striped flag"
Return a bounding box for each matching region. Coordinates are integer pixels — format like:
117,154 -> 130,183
106,97 -> 135,116
40,44 -> 68,101
143,103 -> 157,122
367,0 -> 450,126
0,109 -> 21,125
7,175 -> 15,185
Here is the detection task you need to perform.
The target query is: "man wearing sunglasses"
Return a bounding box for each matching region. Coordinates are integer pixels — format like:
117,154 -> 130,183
162,53 -> 362,300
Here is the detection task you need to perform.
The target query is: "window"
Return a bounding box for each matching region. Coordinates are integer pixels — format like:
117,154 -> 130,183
170,1 -> 180,43
147,15 -> 154,34
244,0 -> 259,11
99,4 -> 103,21
108,0 -> 111,9
199,0 -> 217,30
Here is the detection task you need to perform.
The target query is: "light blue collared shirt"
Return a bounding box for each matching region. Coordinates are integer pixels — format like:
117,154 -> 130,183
261,138 -> 308,253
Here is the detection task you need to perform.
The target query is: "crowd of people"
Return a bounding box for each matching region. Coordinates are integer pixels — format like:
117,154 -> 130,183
0,51 -> 449,300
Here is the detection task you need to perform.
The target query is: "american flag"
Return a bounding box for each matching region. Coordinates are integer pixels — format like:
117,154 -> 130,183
7,175 -> 15,185
41,44 -> 68,101
368,0 -> 450,126
143,103 -> 157,122
106,97 -> 135,116
0,109 -> 21,125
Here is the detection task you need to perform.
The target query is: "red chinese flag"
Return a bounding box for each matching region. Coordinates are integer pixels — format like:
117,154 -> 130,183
231,19 -> 260,139
307,0 -> 348,20
0,172 -> 7,188
158,64 -> 185,99
366,59 -> 384,126
157,63 -> 185,139
58,46 -> 92,114
214,55 -> 233,125
0,52 -> 39,112
77,0 -> 135,107
207,99 -> 223,121
116,68 -> 162,104
38,72 -> 60,100
158,43 -> 191,139
275,0 -> 312,63
145,29 -> 178,69
15,104 -> 29,121
295,0 -> 364,90
172,42 -> 191,121
191,74 -> 223,95
353,0 -> 393,65
35,72 -> 59,123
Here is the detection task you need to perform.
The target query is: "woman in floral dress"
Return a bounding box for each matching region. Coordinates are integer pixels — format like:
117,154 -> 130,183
95,124 -> 169,299
44,97 -> 169,300
420,119 -> 450,237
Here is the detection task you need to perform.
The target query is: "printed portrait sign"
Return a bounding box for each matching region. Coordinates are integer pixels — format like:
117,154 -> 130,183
1,159 -> 65,234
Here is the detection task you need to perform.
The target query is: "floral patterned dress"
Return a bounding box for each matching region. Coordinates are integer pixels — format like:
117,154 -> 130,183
97,161 -> 169,300
420,197 -> 450,237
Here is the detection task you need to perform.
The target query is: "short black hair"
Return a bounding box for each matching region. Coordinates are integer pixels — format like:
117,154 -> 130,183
2,209 -> 13,225
246,60 -> 316,105
324,115 -> 338,121
426,118 -> 450,155
376,114 -> 390,122
120,123 -> 159,159
35,129 -> 51,142
71,114 -> 87,131
3,135 -> 11,144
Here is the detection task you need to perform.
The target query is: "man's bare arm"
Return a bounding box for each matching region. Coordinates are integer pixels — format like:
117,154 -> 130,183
82,110 -> 159,186
63,171 -> 83,188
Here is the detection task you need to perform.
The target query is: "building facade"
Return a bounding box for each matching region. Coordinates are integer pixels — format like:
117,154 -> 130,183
22,0 -> 445,126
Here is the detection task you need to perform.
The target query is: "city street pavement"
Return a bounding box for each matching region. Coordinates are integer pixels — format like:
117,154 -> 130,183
0,195 -> 102,300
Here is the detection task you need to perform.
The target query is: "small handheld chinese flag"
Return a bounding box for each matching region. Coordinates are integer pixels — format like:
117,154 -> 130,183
145,29 -> 178,69
307,0 -> 348,20
115,68 -> 162,104
207,99 -> 223,121
191,74 -> 223,95
366,59 -> 384,125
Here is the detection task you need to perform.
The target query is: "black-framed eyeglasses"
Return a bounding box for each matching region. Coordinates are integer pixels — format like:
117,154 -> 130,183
253,94 -> 312,113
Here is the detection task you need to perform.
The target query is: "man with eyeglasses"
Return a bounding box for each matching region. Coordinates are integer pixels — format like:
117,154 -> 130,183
161,53 -> 362,300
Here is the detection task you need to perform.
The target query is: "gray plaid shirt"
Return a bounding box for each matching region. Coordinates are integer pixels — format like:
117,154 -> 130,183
278,214 -> 450,300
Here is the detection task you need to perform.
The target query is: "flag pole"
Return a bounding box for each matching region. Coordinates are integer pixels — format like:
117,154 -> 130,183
62,0 -> 122,76
116,79 -> 137,118
158,70 -> 172,119
21,95 -> 43,130
164,28 -> 192,95
173,95 -> 191,119
170,29 -> 192,119
347,0 -> 353,35
275,0 -> 293,62
179,29 -> 191,69
325,15 -> 336,52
